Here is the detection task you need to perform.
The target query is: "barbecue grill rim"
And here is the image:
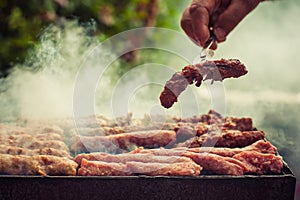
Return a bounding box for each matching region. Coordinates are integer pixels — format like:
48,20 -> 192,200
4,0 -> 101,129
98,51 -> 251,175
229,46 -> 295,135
0,164 -> 295,180
0,160 -> 295,179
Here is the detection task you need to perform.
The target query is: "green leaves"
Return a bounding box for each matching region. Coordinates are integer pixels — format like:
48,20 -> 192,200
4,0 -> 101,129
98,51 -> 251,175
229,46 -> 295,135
0,0 -> 184,76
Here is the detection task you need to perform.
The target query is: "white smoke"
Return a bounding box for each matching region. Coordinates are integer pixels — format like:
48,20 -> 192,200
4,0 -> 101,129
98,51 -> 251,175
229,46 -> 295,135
0,21 -> 99,120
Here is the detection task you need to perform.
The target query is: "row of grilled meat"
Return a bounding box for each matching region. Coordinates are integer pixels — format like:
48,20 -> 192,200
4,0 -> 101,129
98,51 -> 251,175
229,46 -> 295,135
0,110 -> 283,176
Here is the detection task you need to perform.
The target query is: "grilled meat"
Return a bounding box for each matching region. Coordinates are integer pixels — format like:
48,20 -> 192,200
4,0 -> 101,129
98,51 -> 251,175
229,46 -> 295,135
175,130 -> 265,148
0,154 -> 77,175
160,59 -> 248,108
71,130 -> 176,153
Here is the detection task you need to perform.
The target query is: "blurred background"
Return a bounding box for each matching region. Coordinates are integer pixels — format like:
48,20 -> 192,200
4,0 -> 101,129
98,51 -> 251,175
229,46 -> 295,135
0,0 -> 300,198
0,0 -> 185,76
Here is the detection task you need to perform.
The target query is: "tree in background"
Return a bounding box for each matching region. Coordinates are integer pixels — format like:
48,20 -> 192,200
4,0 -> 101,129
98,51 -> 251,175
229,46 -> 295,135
0,0 -> 184,77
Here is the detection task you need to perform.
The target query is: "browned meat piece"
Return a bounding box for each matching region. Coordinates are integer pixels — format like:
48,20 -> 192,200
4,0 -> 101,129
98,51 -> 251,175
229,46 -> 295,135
173,110 -> 253,131
160,59 -> 248,108
0,154 -> 77,175
182,152 -> 246,175
159,72 -> 190,109
175,130 -> 265,148
196,109 -> 224,124
212,130 -> 265,148
223,117 -> 253,132
134,140 -> 276,159
0,145 -> 71,158
74,152 -> 193,166
0,134 -> 69,152
126,161 -> 201,176
175,140 -> 277,157
77,158 -> 201,176
242,140 -> 277,154
233,151 -> 283,174
71,130 -> 176,153
183,117 -> 253,137
78,159 -> 131,176
130,148 -> 246,175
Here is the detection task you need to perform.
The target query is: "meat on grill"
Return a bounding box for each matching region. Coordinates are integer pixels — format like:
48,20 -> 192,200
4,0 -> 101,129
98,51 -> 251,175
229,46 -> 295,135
0,145 -> 71,158
0,154 -> 78,175
233,151 -> 283,174
74,152 -> 194,166
77,158 -> 202,176
175,130 -> 265,148
182,152 -> 247,175
0,134 -> 70,152
0,109 -> 285,176
71,130 -> 176,153
129,148 -> 246,175
160,59 -> 248,108
183,140 -> 276,157
138,140 -> 277,158
78,159 -> 131,176
126,161 -> 201,176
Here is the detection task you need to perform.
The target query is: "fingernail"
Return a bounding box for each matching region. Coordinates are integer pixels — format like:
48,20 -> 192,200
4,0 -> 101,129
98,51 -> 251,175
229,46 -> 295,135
214,28 -> 227,42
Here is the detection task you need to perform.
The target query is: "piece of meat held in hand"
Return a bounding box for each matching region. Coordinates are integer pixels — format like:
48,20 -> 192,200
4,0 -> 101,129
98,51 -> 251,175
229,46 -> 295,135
160,59 -> 248,108
233,151 -> 283,174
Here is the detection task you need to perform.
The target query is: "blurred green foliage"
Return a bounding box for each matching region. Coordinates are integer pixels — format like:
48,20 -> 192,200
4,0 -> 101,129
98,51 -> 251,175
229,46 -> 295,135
0,0 -> 185,77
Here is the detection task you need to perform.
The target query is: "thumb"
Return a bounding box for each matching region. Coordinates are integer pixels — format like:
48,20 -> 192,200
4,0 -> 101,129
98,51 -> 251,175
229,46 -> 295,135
213,0 -> 261,42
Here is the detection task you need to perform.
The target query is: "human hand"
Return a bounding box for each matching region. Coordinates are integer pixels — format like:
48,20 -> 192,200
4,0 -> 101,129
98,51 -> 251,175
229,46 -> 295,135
181,0 -> 262,49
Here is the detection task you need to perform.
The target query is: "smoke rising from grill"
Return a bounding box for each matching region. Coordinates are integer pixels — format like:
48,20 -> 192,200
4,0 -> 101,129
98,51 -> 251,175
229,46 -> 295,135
0,21 -> 214,121
0,22 -> 98,120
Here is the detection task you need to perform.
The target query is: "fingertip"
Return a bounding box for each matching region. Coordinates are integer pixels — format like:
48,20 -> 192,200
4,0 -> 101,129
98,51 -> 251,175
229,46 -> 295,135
214,27 -> 227,42
198,27 -> 210,47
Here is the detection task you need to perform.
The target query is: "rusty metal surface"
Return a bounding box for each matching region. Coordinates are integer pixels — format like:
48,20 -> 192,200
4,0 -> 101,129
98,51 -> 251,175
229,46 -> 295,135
0,165 -> 295,200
